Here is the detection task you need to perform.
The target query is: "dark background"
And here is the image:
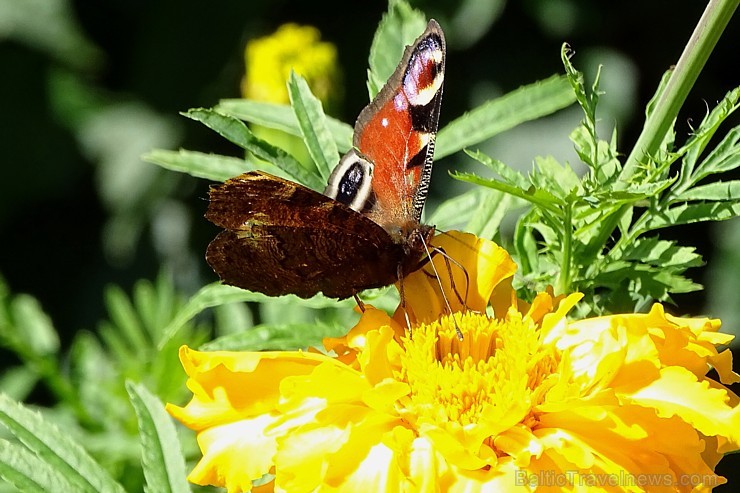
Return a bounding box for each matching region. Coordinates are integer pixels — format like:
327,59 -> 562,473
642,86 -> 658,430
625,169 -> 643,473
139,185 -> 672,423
1,0 -> 738,488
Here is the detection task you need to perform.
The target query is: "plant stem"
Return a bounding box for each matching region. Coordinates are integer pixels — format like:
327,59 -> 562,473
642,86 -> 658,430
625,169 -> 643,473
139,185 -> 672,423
621,0 -> 739,179
558,202 -> 573,295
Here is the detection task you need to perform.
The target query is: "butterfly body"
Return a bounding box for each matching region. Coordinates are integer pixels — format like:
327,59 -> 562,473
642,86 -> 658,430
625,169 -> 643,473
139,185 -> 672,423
206,20 -> 445,299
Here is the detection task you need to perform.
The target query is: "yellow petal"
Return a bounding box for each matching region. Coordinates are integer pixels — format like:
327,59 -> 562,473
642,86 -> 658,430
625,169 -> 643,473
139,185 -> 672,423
627,366 -> 740,444
188,414 -> 279,493
401,231 -> 517,323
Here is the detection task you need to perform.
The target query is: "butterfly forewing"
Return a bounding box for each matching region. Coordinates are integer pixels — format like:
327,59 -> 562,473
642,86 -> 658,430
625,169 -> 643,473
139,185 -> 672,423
326,20 -> 445,234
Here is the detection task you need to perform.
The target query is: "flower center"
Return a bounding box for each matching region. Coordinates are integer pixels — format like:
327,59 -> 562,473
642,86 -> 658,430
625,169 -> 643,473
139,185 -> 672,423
396,311 -> 558,430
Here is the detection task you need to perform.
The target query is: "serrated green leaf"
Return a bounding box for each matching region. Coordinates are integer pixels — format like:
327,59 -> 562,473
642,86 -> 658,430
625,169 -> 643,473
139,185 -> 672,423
678,86 -> 740,181
682,126 -> 740,189
569,125 -> 621,183
640,201 -> 740,232
215,100 -> 353,152
0,439 -> 80,493
464,149 -> 529,188
673,180 -> 740,202
0,395 -> 127,493
287,72 -> 339,181
436,75 -> 575,159
367,0 -> 427,98
621,237 -> 703,268
452,172 -> 561,212
143,149 -> 259,182
185,109 -> 324,191
531,156 -> 581,200
126,382 -> 191,493
200,323 -> 347,351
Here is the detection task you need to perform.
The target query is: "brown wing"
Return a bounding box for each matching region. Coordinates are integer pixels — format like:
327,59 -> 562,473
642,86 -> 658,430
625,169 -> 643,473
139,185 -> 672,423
205,171 -> 410,299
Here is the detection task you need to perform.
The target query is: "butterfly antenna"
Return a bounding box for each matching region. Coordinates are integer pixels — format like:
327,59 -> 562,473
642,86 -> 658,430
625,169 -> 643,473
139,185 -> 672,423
420,237 -> 464,341
353,294 -> 366,313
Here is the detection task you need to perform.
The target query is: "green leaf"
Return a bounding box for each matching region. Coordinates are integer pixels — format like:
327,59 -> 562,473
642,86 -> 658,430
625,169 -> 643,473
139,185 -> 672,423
184,108 -> 324,191
429,187 -> 519,239
452,171 -> 561,213
201,323 -> 347,351
126,381 -> 191,493
464,149 -> 529,188
621,237 -> 703,269
0,394 -> 127,493
640,201 -> 740,232
530,156 -> 581,200
287,72 -> 340,181
674,180 -> 740,202
158,283 -> 256,349
682,126 -> 740,188
678,86 -> 740,181
143,149 -> 259,182
104,284 -> 149,356
436,75 -> 576,159
10,294 -> 59,357
367,0 -> 427,98
215,99 -> 353,152
0,438 -> 80,492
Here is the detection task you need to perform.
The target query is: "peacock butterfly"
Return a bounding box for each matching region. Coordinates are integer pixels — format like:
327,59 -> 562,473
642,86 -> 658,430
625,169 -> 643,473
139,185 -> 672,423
205,20 -> 445,299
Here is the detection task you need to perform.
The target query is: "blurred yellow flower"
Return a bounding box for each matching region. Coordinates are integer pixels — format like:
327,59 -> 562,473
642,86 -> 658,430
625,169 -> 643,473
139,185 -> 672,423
242,23 -> 340,109
168,232 -> 740,492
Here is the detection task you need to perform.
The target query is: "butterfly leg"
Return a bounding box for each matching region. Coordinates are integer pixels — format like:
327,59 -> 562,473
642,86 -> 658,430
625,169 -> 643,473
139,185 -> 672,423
396,263 -> 415,337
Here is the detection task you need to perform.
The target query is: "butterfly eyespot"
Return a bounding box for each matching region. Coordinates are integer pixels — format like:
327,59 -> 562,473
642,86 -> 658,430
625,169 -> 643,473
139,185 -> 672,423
324,150 -> 375,213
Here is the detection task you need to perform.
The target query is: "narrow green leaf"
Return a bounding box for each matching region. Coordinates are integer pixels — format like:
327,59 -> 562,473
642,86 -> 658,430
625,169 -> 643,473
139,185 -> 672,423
436,75 -> 575,159
452,171 -> 562,212
158,283 -> 256,349
201,323 -> 347,351
640,201 -> 740,232
367,0 -> 427,98
104,285 -> 148,355
0,394 -> 127,493
11,294 -> 59,356
464,149 -> 529,188
215,99 -> 353,152
287,72 -> 339,181
0,439 -> 80,493
144,149 -> 257,182
0,367 -> 38,401
126,381 -> 191,493
673,180 -> 740,202
685,126 -> 740,184
185,109 -> 324,191
679,86 -> 740,181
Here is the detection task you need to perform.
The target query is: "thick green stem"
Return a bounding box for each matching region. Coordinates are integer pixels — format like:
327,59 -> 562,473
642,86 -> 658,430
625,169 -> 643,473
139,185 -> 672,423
621,0 -> 739,179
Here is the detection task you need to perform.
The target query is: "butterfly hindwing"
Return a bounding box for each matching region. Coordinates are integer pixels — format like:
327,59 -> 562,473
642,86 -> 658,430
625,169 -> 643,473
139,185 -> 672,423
205,171 -> 411,298
325,20 -> 445,236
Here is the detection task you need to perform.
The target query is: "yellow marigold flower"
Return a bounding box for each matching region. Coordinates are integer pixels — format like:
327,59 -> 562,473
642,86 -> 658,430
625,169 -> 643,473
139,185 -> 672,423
242,23 -> 340,109
167,231 -> 740,492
